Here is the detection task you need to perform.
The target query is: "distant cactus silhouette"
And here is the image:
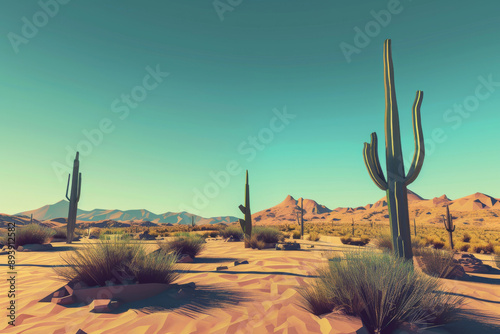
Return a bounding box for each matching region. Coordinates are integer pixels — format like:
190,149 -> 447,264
414,218 -> 417,237
362,39 -> 425,260
191,216 -> 195,228
300,198 -> 304,239
443,205 -> 455,250
238,170 -> 252,247
65,152 -> 82,244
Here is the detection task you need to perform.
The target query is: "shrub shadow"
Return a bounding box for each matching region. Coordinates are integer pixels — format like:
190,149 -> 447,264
192,257 -> 239,264
114,283 -> 250,317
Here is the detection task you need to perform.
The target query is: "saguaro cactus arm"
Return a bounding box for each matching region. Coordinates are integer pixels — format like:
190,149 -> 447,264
443,205 -> 455,232
65,174 -> 71,201
77,173 -> 82,201
363,133 -> 388,191
404,90 -> 425,186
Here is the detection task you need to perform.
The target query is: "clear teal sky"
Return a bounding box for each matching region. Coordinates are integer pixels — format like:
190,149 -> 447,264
1,0 -> 499,217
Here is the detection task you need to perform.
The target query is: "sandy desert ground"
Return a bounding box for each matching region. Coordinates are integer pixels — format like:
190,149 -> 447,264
1,237 -> 500,334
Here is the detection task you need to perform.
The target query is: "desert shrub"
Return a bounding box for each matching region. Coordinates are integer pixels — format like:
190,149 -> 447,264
494,246 -> 500,255
292,230 -> 301,239
308,231 -> 320,241
209,231 -> 219,238
455,242 -> 471,252
13,224 -> 55,248
252,227 -> 284,244
418,248 -> 456,278
432,240 -> 445,249
248,235 -> 266,250
461,233 -> 471,243
158,234 -> 205,258
54,241 -> 178,286
298,251 -> 463,333
374,233 -> 392,250
360,235 -> 370,244
296,281 -> 334,316
219,226 -> 244,241
52,228 -> 67,239
340,236 -> 351,245
471,243 -> 494,254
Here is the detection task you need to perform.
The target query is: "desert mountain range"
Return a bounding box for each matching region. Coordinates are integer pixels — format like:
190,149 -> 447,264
2,191 -> 499,229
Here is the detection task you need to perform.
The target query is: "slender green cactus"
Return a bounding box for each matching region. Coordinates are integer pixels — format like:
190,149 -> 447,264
65,152 -> 82,244
191,216 -> 195,228
300,198 -> 304,239
362,39 -> 425,260
443,205 -> 455,250
414,218 -> 417,237
238,170 -> 252,247
352,218 -> 355,236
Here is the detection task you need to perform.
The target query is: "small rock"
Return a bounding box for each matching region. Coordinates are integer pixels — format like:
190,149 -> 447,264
89,299 -> 116,313
52,295 -> 76,305
216,266 -> 228,271
53,288 -> 68,298
76,329 -> 88,334
17,246 -> 24,252
234,260 -> 249,266
185,282 -> 196,289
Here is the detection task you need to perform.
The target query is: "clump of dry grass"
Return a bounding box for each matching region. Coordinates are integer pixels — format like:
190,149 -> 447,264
308,231 -> 320,241
297,251 -> 463,333
5,224 -> 56,248
417,248 -> 456,278
158,234 -> 205,258
55,241 -> 179,286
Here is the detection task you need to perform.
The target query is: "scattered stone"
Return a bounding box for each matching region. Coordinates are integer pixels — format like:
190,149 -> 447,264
281,242 -> 301,250
234,260 -> 249,266
53,288 -> 68,298
75,329 -> 88,334
177,254 -> 194,263
52,295 -> 76,305
89,299 -> 119,313
216,266 -> 228,271
185,282 -> 196,289
17,246 -> 24,251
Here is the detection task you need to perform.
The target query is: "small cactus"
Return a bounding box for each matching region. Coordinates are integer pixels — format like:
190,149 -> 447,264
65,152 -> 82,244
300,198 -> 304,239
238,170 -> 252,247
443,205 -> 455,250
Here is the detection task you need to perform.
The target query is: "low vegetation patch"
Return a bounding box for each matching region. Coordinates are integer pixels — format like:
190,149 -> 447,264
308,231 -> 320,241
297,251 -> 463,334
158,233 -> 205,258
417,248 -> 456,278
3,223 -> 56,248
252,226 -> 284,244
55,241 -> 179,286
219,226 -> 244,241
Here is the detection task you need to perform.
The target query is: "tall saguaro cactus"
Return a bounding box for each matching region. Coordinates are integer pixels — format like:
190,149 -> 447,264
66,152 -> 82,244
362,39 -> 425,260
239,170 -> 252,247
443,205 -> 455,250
